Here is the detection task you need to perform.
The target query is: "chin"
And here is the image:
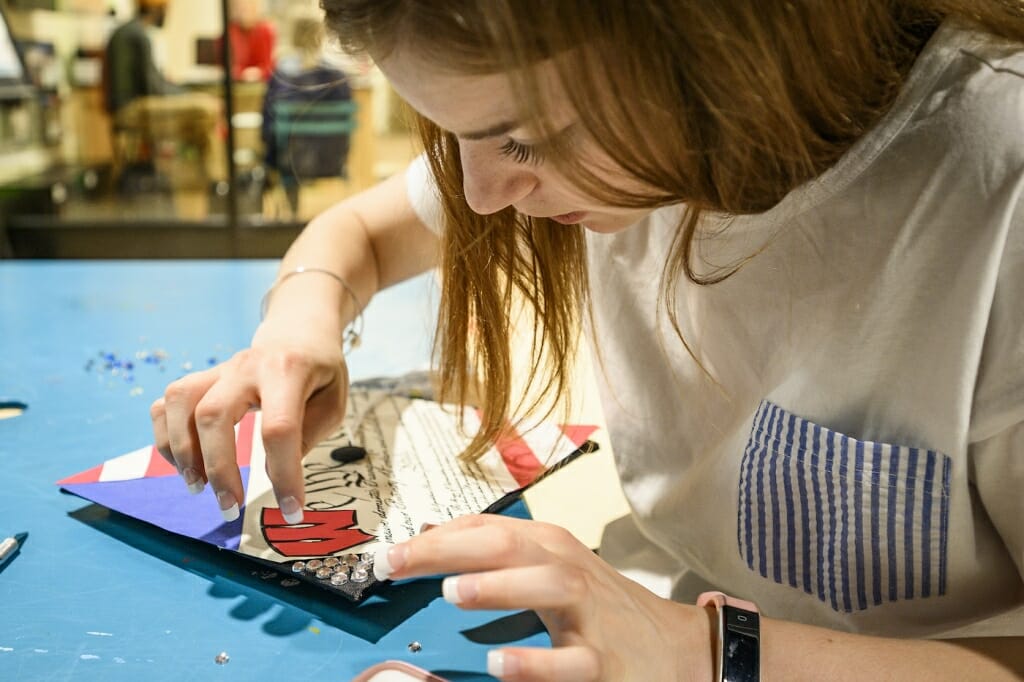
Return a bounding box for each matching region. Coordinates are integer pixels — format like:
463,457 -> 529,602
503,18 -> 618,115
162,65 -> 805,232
580,215 -> 640,234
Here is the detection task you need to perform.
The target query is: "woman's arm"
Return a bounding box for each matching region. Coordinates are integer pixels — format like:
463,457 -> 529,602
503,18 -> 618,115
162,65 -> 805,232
371,514 -> 1024,682
260,164 -> 439,343
762,617 -> 1024,681
152,164 -> 439,523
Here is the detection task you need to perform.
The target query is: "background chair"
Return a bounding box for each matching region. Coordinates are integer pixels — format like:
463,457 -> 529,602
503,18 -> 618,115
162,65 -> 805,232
262,68 -> 356,218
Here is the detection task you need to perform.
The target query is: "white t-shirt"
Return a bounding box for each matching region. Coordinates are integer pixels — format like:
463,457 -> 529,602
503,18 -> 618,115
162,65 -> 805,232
406,21 -> 1024,637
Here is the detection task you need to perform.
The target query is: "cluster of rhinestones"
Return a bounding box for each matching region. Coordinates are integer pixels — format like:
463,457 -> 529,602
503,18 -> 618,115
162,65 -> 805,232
290,552 -> 374,586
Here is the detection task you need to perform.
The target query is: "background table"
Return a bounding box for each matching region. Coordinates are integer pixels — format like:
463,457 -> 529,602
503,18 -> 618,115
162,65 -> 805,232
0,260 -> 549,681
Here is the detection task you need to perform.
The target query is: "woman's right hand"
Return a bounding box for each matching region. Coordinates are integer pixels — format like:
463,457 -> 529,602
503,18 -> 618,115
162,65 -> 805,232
149,319 -> 349,524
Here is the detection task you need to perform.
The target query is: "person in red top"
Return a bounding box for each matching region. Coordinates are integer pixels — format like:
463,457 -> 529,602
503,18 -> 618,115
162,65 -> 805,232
227,0 -> 275,81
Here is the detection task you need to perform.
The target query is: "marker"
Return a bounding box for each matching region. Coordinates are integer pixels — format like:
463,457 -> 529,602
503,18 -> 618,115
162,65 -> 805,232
0,532 -> 27,568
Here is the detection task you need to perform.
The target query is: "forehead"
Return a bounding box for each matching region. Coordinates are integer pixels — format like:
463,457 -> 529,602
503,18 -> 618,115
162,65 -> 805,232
377,48 -> 563,137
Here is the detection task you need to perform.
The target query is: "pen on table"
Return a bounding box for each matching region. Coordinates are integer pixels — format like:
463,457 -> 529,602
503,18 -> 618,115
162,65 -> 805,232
0,532 -> 28,568
482,440 -> 600,515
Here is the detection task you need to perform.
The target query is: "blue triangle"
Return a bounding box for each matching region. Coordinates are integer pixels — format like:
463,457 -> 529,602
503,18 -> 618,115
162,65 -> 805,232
62,466 -> 250,551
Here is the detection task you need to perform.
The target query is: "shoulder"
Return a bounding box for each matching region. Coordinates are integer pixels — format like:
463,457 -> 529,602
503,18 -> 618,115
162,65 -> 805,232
938,27 -> 1024,165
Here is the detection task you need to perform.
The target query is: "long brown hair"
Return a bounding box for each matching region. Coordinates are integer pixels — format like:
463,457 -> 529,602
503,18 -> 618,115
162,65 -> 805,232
323,0 -> 1024,460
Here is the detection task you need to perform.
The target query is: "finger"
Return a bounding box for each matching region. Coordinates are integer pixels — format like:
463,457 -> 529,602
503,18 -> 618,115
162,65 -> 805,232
258,362 -> 323,524
374,521 -> 555,580
163,369 -> 219,494
299,360 -> 348,451
441,564 -> 588,612
488,646 -> 601,682
415,514 -> 590,560
194,378 -> 258,522
149,398 -> 175,468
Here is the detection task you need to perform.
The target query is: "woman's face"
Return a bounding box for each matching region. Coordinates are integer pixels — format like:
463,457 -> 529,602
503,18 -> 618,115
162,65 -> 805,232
378,48 -> 654,234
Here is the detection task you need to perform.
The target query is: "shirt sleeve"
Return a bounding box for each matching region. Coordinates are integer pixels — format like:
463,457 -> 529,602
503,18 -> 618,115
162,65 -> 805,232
970,419 -> 1024,581
405,153 -> 445,235
968,170 -> 1024,582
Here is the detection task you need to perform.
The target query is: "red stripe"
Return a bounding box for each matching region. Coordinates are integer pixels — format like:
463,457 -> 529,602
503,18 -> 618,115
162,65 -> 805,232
57,463 -> 104,485
236,411 -> 256,467
144,446 -> 178,477
493,425 -> 544,487
559,424 -> 598,447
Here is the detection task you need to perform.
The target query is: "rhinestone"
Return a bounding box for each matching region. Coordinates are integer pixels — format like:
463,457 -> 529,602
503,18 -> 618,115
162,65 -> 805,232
323,557 -> 340,568
329,572 -> 349,586
291,561 -> 306,573
214,651 -> 230,665
315,567 -> 332,579
305,559 -> 323,572
407,641 -> 422,653
342,553 -> 360,566
350,567 -> 369,583
332,564 -> 349,575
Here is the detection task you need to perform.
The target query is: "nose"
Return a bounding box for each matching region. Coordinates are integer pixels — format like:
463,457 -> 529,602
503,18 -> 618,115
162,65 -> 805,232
458,140 -> 536,215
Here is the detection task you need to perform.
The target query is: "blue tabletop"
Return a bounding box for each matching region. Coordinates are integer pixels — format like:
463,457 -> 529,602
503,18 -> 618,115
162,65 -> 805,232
0,261 -> 547,681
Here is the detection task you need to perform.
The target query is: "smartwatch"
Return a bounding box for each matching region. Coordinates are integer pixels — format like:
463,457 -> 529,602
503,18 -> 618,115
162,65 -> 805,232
697,591 -> 760,682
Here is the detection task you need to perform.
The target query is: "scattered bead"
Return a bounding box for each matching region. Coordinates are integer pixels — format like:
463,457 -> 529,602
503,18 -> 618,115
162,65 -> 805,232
408,641 -> 422,653
350,567 -> 369,583
329,572 -> 349,586
214,652 -> 230,665
291,561 -> 306,573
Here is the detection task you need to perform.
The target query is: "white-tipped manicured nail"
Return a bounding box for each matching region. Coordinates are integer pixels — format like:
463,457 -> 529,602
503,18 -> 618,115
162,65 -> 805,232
220,502 -> 239,522
183,468 -> 204,495
279,495 -> 303,524
442,576 -> 463,604
373,544 -> 395,581
217,490 -> 239,522
487,650 -> 505,678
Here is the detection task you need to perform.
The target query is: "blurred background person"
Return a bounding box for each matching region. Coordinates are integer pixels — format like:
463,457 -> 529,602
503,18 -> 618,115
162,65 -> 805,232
103,0 -> 181,115
261,15 -> 353,218
227,0 -> 275,82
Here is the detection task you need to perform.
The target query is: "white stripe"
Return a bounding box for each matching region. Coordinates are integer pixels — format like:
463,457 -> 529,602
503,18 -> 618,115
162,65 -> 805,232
99,446 -> 152,481
245,411 -> 270,505
518,420 -> 577,469
814,424 -> 831,600
876,442 -> 892,604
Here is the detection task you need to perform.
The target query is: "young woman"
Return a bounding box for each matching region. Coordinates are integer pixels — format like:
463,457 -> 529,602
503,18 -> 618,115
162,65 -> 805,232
151,1 -> 1024,679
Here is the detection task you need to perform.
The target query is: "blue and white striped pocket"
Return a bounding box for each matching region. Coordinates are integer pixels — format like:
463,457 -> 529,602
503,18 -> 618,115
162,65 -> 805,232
737,400 -> 952,612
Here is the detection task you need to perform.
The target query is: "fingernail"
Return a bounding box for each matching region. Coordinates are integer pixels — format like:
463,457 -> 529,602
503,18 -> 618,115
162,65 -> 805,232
419,522 -> 438,534
279,496 -> 303,524
488,650 -> 517,678
372,543 -> 407,581
216,490 -> 239,522
442,575 -> 478,605
182,467 -> 205,495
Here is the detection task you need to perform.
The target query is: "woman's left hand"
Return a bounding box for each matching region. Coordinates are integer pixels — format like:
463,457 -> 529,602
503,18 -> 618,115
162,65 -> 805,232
372,514 -> 714,682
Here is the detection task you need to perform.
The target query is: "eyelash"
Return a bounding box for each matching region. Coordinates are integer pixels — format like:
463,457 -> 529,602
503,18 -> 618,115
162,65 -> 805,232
498,138 -> 543,165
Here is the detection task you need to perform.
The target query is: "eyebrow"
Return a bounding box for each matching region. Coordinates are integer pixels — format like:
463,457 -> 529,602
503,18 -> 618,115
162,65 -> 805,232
456,119 -> 520,141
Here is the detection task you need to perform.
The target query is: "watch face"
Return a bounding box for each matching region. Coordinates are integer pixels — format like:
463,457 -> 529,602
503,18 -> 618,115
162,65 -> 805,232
722,631 -> 759,682
721,605 -> 759,682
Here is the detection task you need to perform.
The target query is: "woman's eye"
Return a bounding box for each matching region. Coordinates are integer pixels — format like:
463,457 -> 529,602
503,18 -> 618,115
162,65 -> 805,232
498,138 -> 543,165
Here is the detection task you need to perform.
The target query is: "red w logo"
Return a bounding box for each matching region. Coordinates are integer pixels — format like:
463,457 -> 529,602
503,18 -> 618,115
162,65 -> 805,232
261,508 -> 375,557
